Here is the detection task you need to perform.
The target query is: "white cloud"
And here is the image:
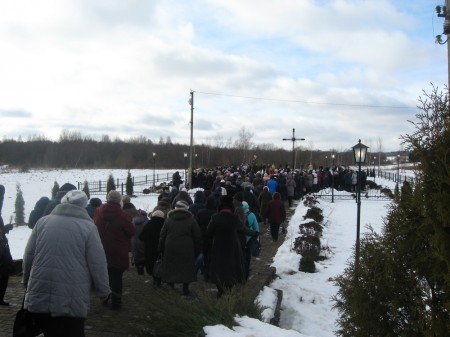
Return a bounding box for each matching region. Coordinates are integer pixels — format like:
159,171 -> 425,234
0,0 -> 445,151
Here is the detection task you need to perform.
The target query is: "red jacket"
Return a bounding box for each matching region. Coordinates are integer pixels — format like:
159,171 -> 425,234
94,201 -> 136,269
265,196 -> 286,225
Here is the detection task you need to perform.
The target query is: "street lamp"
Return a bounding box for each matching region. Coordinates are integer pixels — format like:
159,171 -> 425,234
397,154 -> 400,184
325,155 -> 328,168
352,140 -> 369,266
152,152 -> 156,188
331,154 -> 335,203
373,156 -> 376,183
184,153 -> 187,183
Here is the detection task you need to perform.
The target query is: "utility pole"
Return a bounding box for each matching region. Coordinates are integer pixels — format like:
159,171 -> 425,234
282,128 -> 305,170
188,90 -> 194,189
436,1 -> 450,89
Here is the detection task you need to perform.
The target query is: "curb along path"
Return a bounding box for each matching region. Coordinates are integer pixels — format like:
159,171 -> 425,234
0,200 -> 299,336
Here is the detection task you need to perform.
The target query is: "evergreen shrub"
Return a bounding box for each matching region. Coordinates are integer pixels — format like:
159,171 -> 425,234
299,255 -> 316,273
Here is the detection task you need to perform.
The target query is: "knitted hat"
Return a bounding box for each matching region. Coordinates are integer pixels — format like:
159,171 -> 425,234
175,200 -> 189,210
241,201 -> 250,212
62,190 -> 88,208
107,190 -> 122,203
152,210 -> 165,218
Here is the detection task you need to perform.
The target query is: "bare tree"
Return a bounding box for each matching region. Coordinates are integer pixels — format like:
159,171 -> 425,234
234,126 -> 254,163
376,137 -> 384,167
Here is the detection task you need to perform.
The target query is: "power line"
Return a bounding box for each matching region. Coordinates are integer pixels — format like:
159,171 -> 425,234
195,90 -> 415,109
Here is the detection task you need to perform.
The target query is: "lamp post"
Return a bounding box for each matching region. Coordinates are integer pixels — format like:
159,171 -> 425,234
352,140 -> 369,267
397,154 -> 400,184
152,152 -> 156,188
331,154 -> 335,203
184,152 -> 187,183
325,155 -> 328,168
373,156 -> 376,183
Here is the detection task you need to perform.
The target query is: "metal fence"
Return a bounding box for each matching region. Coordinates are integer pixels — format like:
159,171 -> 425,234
78,171 -> 182,196
312,169 -> 414,201
376,170 -> 415,185
311,187 -> 393,201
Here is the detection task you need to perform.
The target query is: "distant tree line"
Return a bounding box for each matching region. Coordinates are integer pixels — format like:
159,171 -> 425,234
0,127 -> 363,170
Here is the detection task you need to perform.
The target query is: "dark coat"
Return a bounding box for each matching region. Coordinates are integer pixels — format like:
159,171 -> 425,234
265,193 -> 286,225
158,209 -> 202,283
196,197 -> 217,253
207,210 -> 247,286
28,196 -> 50,229
242,186 -> 260,216
188,190 -> 206,217
171,191 -> 193,209
42,191 -> 67,217
258,189 -> 272,220
131,214 -> 148,266
139,216 -> 165,276
153,198 -> 172,217
286,175 -> 296,197
0,185 -> 13,275
94,202 -> 136,269
85,197 -> 102,219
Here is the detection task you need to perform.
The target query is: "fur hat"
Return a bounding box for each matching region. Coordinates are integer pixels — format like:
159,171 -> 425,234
175,200 -> 189,210
107,190 -> 122,204
62,190 -> 88,208
151,210 -> 165,218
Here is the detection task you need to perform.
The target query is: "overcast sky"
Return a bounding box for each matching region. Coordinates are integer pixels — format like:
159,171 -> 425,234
0,0 -> 447,152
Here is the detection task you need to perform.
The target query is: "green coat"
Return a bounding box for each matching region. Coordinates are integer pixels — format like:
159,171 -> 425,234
158,208 -> 202,283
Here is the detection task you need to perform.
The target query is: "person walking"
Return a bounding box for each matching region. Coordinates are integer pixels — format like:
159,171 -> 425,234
242,201 -> 260,280
196,197 -> 217,282
267,175 -> 278,194
258,186 -> 272,226
286,173 -> 297,207
207,195 -> 255,297
22,190 -> 110,336
158,200 -> 202,296
94,190 -> 135,310
0,185 -> 14,306
139,210 -> 166,286
265,192 -> 286,242
131,209 -> 148,275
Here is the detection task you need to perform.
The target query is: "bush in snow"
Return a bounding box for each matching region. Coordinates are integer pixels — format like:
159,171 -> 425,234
125,170 -> 133,197
14,184 -> 25,225
106,174 -> 116,195
51,181 -> 59,198
299,255 -> 316,273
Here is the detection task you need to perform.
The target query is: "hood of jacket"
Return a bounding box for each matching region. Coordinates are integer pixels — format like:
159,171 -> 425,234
51,203 -> 92,222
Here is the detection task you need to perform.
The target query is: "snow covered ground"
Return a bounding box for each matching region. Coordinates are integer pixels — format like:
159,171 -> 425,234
0,167 -> 404,337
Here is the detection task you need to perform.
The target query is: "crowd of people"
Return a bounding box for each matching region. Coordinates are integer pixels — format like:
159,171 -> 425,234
0,162 -> 366,336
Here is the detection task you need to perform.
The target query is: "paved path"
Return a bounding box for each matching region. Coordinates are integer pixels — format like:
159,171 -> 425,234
0,200 -> 299,336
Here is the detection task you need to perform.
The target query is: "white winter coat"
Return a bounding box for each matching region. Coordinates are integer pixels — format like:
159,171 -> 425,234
23,203 -> 110,318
